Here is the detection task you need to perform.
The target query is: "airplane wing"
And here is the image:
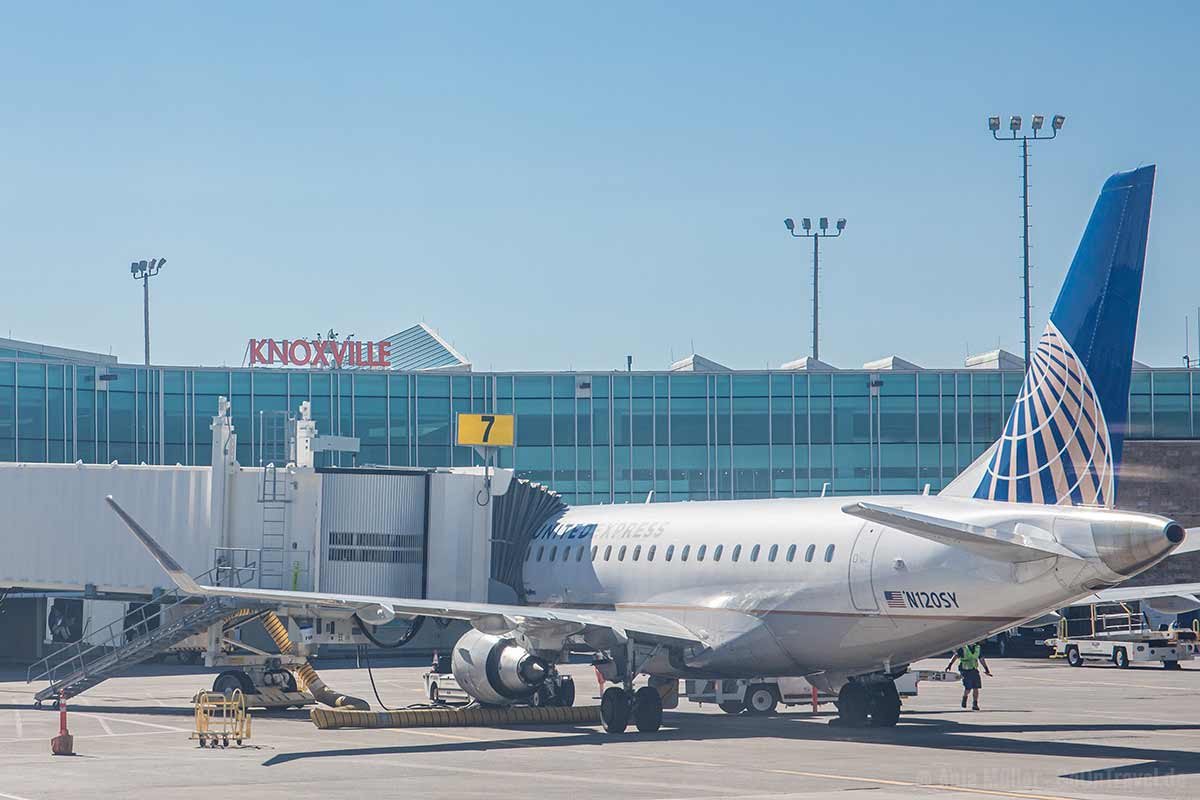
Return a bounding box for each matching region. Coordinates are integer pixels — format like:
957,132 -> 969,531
106,496 -> 703,647
841,501 -> 1079,563
1073,582 -> 1200,614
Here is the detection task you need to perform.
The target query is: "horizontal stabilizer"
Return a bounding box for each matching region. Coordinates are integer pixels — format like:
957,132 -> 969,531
1077,582 -> 1200,614
842,502 -> 1078,563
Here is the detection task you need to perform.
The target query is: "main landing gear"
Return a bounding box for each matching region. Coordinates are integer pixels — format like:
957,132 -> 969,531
600,685 -> 663,734
832,679 -> 900,727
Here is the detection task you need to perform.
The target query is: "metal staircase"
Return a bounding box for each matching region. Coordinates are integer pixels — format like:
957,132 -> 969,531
259,463 -> 291,590
27,565 -> 259,705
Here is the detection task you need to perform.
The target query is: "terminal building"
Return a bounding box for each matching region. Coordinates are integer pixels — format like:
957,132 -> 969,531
0,327 -> 1197,505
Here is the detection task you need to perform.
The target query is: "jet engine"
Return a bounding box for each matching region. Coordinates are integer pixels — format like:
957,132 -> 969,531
451,629 -> 550,705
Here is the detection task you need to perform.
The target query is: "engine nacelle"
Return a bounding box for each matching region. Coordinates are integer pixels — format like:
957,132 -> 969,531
451,629 -> 549,705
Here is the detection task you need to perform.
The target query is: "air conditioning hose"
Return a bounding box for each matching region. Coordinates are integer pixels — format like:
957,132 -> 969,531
261,611 -> 370,710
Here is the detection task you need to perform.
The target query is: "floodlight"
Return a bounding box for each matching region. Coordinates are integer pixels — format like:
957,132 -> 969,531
988,116 -> 1001,132
130,262 -> 139,275
139,260 -> 148,271
1052,114 -> 1065,131
1031,115 -> 1044,131
784,218 -> 795,231
1009,115 -> 1021,132
836,218 -> 846,231
819,217 -> 829,231
801,217 -> 811,231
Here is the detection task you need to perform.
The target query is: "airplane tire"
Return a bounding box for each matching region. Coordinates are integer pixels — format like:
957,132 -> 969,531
1164,660 -> 1182,670
633,686 -> 663,732
1114,648 -> 1130,669
1066,646 -> 1083,667
600,686 -> 632,734
743,684 -> 779,715
868,682 -> 901,727
718,701 -> 744,715
836,681 -> 870,727
556,676 -> 576,707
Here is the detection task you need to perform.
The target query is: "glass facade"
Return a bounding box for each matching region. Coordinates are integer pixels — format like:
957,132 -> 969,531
1,357 -> 1196,505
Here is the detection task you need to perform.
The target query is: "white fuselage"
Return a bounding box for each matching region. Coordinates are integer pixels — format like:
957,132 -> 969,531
521,495 -> 1165,686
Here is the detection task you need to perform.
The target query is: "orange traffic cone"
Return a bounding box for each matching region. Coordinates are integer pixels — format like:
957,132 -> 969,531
50,693 -> 74,755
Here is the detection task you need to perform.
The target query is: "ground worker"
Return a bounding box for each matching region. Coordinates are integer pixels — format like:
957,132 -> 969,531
946,642 -> 991,710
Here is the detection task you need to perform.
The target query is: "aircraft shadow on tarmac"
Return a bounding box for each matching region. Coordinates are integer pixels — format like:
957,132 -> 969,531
261,709 -> 1200,782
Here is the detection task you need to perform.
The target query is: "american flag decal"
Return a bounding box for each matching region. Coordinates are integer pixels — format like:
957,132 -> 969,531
883,591 -> 907,608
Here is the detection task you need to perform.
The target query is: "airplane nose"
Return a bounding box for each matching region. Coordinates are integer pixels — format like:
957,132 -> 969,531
1092,518 -> 1185,577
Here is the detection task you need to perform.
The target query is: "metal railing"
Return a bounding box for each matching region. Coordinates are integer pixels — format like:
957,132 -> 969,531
26,563 -> 258,689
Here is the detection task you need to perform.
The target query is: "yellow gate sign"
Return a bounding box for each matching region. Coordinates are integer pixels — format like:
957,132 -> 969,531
457,413 -> 514,447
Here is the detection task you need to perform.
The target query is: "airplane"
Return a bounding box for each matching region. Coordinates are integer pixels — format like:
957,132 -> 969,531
109,164 -> 1182,735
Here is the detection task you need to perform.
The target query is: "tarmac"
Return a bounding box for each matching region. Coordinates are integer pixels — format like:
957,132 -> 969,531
2,655 -> 1198,800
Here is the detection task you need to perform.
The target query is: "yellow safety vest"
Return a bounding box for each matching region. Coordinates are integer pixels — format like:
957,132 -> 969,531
959,644 -> 981,670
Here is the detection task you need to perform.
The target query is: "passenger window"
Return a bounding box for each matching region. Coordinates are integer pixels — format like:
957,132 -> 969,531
805,544 -> 816,562
618,545 -> 627,561
697,544 -> 707,562
549,546 -> 557,562
604,545 -> 613,561
633,545 -> 642,561
786,544 -> 797,563
537,546 -> 545,561
665,544 -> 675,562
681,544 -> 691,562
768,544 -> 779,563
563,546 -> 571,561
824,544 -> 835,562
713,544 -> 723,562
732,544 -> 742,562
525,544 -> 533,562
750,544 -> 760,562
647,545 -> 656,562
577,546 -> 586,562
591,546 -> 598,561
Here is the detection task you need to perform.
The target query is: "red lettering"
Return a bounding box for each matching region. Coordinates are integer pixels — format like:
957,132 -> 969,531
378,340 -> 391,366
367,341 -> 378,367
249,339 -> 267,365
310,341 -> 329,368
268,339 -> 288,365
355,341 -> 363,366
330,340 -> 348,368
289,339 -> 312,365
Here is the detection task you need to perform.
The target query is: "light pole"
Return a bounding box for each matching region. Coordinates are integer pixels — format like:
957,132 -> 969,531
130,258 -> 166,365
784,216 -> 846,362
988,113 -> 1065,370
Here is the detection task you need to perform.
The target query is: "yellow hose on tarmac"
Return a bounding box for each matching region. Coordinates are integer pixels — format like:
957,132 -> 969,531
261,611 -> 370,711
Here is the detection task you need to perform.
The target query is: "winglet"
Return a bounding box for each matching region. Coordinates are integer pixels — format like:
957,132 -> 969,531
105,495 -> 204,595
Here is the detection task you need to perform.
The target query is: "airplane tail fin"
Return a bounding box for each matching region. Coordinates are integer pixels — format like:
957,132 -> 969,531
944,165 -> 1155,506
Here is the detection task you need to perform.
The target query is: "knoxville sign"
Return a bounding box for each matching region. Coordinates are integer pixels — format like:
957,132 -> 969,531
248,338 -> 392,369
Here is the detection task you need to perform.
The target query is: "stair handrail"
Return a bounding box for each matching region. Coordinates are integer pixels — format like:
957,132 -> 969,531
26,564 -> 258,688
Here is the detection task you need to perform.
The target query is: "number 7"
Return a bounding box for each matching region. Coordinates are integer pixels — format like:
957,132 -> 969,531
481,415 -> 495,442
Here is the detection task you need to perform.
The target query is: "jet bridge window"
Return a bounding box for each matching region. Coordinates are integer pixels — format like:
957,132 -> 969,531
665,544 -> 675,562
786,544 -> 797,563
768,544 -> 779,562
618,545 -> 627,561
633,545 -> 642,561
681,544 -> 691,562
647,545 -> 656,561
824,544 -> 836,563
731,544 -> 742,562
805,544 -> 816,562
750,544 -> 760,562
713,544 -> 723,562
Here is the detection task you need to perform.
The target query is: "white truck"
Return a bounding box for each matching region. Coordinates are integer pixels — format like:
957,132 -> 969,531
684,670 -> 960,715
1046,601 -> 1198,669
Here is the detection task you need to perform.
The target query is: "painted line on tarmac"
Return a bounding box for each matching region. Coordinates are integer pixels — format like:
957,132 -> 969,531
69,712 -> 189,733
1005,673 -> 1197,692
768,768 -> 1081,800
0,791 -> 37,800
623,754 -> 723,767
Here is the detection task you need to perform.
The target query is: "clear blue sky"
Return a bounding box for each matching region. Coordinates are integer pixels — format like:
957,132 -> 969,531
2,2 -> 1197,371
